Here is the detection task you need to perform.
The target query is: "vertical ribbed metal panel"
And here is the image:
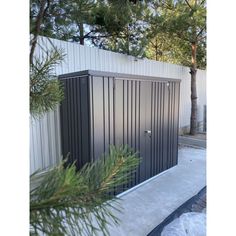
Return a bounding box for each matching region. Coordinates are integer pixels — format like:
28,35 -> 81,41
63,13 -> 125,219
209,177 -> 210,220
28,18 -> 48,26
89,76 -> 115,161
60,76 -> 91,168
111,78 -> 180,190
30,106 -> 62,174
59,70 -> 180,193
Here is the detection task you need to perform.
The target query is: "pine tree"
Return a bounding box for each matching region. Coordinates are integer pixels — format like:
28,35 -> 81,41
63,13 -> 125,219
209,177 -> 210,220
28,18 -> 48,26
149,0 -> 206,134
30,0 -> 151,57
30,43 -> 64,117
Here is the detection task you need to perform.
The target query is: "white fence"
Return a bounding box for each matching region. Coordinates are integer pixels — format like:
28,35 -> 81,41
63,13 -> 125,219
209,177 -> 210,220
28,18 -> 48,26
30,36 -> 206,173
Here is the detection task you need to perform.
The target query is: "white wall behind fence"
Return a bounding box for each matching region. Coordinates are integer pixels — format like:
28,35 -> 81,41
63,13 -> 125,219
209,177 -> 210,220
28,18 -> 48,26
30,36 -> 206,173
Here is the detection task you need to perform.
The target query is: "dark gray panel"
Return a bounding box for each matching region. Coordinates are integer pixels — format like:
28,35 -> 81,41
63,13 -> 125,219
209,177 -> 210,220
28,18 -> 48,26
135,81 -> 141,184
92,76 -> 105,160
79,77 -> 90,165
162,82 -> 169,172
144,81 -> 152,180
173,82 -> 180,165
103,77 -> 109,153
139,80 -> 147,182
114,79 -> 124,146
108,77 -> 114,145
59,76 -> 90,169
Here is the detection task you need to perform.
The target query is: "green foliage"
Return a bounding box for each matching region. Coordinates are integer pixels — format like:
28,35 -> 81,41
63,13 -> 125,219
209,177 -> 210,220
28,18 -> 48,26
30,145 -> 140,236
146,32 -> 206,68
96,1 -> 151,57
148,0 -> 206,69
30,45 -> 64,117
30,0 -> 206,66
30,0 -> 151,57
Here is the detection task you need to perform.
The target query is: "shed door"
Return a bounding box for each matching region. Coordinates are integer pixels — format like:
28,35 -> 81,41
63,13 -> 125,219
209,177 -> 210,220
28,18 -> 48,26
139,81 -> 170,182
114,79 -> 172,184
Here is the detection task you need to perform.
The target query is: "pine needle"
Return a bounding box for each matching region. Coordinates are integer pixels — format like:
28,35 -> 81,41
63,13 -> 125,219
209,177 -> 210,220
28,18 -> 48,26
30,145 -> 140,235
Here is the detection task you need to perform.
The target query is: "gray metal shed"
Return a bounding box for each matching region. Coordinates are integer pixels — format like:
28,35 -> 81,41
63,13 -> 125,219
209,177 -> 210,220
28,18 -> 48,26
59,70 -> 180,192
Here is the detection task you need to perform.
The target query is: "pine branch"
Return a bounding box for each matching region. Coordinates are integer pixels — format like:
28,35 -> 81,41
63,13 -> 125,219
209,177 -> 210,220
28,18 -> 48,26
30,46 -> 65,118
184,0 -> 194,10
30,145 -> 140,236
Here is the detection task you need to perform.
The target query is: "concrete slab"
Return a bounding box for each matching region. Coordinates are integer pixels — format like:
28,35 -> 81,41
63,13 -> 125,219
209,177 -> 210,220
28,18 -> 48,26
99,147 -> 206,236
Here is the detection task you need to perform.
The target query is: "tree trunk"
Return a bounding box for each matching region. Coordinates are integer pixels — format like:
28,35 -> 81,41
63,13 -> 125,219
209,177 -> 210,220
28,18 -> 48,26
190,42 -> 198,135
30,0 -> 48,64
79,23 -> 84,45
155,38 -> 158,61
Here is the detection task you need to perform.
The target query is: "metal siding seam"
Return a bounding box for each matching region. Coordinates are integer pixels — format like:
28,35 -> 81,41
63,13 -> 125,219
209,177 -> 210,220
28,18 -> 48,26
69,80 -> 73,163
172,83 -> 177,165
70,79 -> 74,164
170,82 -> 173,167
73,78 -> 78,166
171,83 -> 174,167
59,81 -> 65,160
65,80 -> 70,160
176,82 -> 181,163
150,82 -> 153,176
64,80 -> 69,161
163,83 -> 168,170
66,80 -> 70,162
157,83 -> 161,173
127,80 -> 129,146
173,83 -> 176,164
110,78 -> 114,145
56,106 -> 62,163
90,76 -> 95,161
138,81 -> 141,183
153,82 -> 157,175
39,114 -> 45,169
127,80 -> 130,188
131,80 -> 133,148
108,78 -> 111,145
134,81 -> 137,185
161,83 -> 165,171
113,78 -> 116,146
158,83 -> 162,172
167,82 -> 171,168
103,77 -> 106,154
156,83 -> 159,172
78,79 -> 83,166
47,111 -> 52,167
122,80 -> 125,145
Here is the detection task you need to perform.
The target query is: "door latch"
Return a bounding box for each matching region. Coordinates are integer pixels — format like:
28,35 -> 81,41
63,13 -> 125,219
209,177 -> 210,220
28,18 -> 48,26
144,130 -> 152,136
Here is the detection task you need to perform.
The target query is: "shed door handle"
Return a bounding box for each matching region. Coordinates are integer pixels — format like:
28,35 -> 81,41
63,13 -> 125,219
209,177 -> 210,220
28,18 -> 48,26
144,130 -> 152,134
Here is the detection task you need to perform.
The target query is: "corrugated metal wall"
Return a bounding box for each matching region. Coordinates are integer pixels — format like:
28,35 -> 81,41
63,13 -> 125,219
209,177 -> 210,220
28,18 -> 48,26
30,36 -> 206,173
30,107 -> 61,173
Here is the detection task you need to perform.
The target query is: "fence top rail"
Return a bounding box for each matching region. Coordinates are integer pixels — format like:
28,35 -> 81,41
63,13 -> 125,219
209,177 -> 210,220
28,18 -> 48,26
58,70 -> 182,83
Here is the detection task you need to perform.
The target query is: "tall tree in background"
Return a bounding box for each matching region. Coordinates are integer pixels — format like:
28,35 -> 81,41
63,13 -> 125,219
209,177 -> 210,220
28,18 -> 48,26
30,0 -> 151,57
96,0 -> 151,57
149,0 -> 206,135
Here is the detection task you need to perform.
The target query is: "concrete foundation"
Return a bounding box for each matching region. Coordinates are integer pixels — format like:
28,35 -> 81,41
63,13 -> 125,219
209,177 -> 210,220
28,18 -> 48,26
98,147 -> 206,236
